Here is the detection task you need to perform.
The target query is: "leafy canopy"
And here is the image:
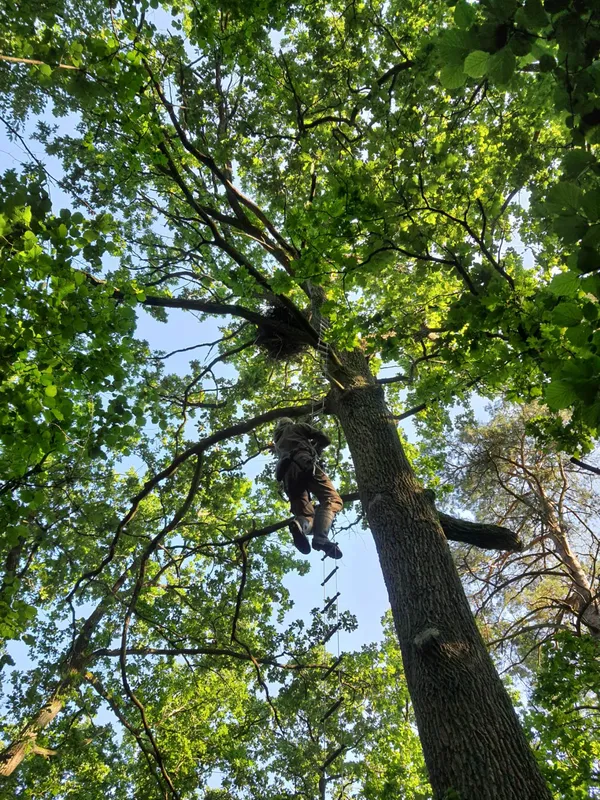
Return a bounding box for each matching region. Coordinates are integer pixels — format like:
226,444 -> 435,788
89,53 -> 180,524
2,0 -> 600,794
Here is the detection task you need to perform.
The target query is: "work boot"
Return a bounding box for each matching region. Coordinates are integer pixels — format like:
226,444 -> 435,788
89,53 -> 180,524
312,507 -> 342,559
288,517 -> 312,555
312,534 -> 343,559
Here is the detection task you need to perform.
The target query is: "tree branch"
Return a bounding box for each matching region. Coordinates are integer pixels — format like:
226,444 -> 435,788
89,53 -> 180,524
0,54 -> 79,70
231,541 -> 249,643
570,457 -> 600,477
341,492 -> 521,551
376,60 -> 414,87
91,646 -> 335,672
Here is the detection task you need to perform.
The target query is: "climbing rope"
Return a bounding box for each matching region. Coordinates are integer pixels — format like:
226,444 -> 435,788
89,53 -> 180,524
304,315 -> 346,798
317,523 -> 345,800
310,316 -> 329,421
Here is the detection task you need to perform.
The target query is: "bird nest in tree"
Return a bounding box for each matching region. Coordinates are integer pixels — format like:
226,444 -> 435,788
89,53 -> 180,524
254,304 -> 309,361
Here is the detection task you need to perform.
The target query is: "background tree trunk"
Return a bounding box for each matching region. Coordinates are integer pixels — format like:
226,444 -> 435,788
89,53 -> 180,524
0,697 -> 63,777
332,355 -> 552,800
542,506 -> 600,635
0,587 -> 117,775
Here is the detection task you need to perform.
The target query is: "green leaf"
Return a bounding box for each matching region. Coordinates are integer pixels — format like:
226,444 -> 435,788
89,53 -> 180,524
565,323 -> 592,347
491,0 -> 518,21
538,53 -> 556,72
545,379 -> 579,409
582,301 -> 598,322
582,189 -> 600,222
320,299 -> 336,315
547,271 -> 580,297
17,206 -> 32,226
553,214 -> 587,244
487,47 -> 516,84
551,301 -> 582,327
582,224 -> 600,248
454,0 -> 476,28
577,246 -> 599,274
96,213 -> 113,232
22,230 -> 37,251
562,149 -> 594,179
44,385 -> 58,397
546,182 -> 584,214
440,64 -> 467,89
464,51 -> 489,78
523,0 -> 550,29
439,29 -> 473,66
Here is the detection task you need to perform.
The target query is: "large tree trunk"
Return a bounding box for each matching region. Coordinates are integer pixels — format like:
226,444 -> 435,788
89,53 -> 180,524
331,355 -> 551,800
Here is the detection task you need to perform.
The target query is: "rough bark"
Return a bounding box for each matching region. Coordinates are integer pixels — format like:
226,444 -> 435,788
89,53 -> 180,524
437,512 -> 521,551
331,354 -> 552,800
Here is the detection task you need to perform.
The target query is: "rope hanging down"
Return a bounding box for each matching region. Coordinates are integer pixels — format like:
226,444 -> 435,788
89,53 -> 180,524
275,313 -> 347,797
316,523 -> 346,800
310,316 -> 329,420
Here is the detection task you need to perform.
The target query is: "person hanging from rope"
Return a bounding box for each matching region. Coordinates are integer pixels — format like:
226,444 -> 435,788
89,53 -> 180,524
273,418 -> 343,560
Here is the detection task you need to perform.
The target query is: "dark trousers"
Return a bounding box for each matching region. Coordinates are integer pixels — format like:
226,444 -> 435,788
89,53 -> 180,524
283,452 -> 343,537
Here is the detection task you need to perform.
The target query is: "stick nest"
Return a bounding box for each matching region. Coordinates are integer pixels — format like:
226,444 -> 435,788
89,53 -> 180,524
254,304 -> 309,361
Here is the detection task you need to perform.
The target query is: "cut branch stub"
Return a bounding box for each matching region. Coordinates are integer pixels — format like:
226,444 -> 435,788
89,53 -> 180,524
342,492 -> 522,551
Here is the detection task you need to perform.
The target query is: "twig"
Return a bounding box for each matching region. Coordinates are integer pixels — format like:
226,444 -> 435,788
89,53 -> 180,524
0,54 -> 79,70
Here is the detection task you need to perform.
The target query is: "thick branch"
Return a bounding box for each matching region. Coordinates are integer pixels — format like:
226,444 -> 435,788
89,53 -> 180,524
92,646 -> 330,672
0,54 -> 79,70
438,512 -> 522,552
341,492 -> 521,551
85,271 -> 270,326
85,271 -> 320,351
0,698 -> 63,776
376,60 -> 414,86
231,542 -> 249,643
570,457 -> 600,477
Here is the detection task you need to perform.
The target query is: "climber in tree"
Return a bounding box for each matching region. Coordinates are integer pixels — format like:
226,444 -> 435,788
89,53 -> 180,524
273,418 -> 343,560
